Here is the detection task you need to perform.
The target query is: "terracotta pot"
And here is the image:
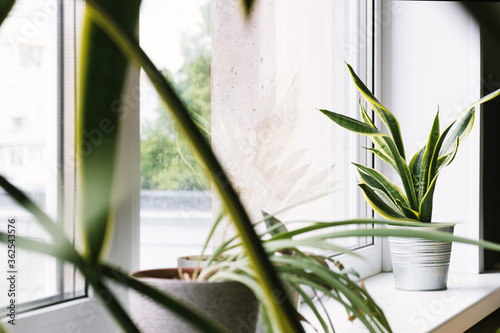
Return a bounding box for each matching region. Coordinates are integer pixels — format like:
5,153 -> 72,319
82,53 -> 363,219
130,268 -> 259,333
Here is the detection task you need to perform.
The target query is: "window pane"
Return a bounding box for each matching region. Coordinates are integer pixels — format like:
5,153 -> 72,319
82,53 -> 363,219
140,0 -> 212,269
211,0 -> 373,250
0,0 -> 84,312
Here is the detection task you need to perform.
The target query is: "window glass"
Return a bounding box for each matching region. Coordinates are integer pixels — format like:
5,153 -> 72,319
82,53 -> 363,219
140,0 -> 212,269
139,0 -> 376,270
0,0 -> 84,313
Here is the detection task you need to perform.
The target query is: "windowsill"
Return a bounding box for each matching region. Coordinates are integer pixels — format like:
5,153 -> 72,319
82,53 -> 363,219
303,272 -> 500,332
1,297 -> 118,333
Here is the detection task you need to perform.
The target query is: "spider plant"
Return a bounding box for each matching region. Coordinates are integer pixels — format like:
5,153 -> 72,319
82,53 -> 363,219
193,206 -> 500,332
320,63 -> 500,222
194,210 -> 392,333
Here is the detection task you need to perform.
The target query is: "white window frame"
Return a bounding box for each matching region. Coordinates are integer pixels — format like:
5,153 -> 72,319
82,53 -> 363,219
0,0 -> 139,330
3,66 -> 140,333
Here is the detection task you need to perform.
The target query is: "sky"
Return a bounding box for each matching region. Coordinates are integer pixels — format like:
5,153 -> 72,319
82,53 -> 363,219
139,0 -> 209,122
140,0 -> 208,72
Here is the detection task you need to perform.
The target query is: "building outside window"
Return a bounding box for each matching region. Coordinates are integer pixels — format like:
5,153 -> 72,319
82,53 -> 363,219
0,0 -> 85,315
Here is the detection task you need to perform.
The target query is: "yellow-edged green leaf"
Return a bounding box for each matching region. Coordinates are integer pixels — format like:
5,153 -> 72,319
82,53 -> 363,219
418,112 -> 440,202
436,137 -> 460,174
395,199 -> 420,220
439,108 -> 473,159
365,147 -> 397,170
353,163 -> 409,207
420,138 -> 460,222
346,63 -> 406,160
409,147 -> 424,202
359,100 -> 396,168
262,211 -> 289,237
381,136 -> 418,210
359,98 -> 376,127
418,173 -> 439,222
319,109 -> 384,136
358,183 -> 408,220
441,86 -> 500,158
427,118 -> 456,182
374,188 -> 405,215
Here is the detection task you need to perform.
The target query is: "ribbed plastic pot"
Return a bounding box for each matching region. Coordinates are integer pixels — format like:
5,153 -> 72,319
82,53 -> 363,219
387,223 -> 455,291
130,268 -> 259,333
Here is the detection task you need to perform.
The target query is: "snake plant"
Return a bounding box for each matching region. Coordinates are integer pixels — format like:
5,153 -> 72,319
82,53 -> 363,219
320,63 -> 500,222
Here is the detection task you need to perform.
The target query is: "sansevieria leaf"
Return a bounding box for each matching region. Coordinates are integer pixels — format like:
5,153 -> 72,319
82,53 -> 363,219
358,183 -> 408,220
419,173 -> 439,222
346,63 -> 406,160
436,137 -> 460,176
366,147 -> 397,170
439,108 -> 474,159
320,64 -> 500,222
417,111 -> 440,202
409,147 -> 425,199
319,109 -> 384,136
353,163 -> 409,208
395,199 -> 420,221
359,100 -> 395,168
439,87 -> 500,158
79,0 -> 141,264
380,136 -> 418,210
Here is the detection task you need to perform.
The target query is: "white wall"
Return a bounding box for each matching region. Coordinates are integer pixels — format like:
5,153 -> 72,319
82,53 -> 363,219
382,1 -> 483,273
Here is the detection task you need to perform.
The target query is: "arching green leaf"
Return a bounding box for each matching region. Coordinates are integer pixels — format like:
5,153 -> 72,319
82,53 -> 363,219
319,109 -> 384,136
418,112 -> 440,202
353,163 -> 408,207
409,147 -> 424,203
358,183 -> 408,220
79,0 -> 141,265
381,136 -> 418,210
359,100 -> 396,167
436,138 -> 460,175
439,109 -> 472,159
440,87 -> 500,158
365,147 -> 397,170
395,199 -> 420,221
419,174 -> 439,222
346,63 -> 406,160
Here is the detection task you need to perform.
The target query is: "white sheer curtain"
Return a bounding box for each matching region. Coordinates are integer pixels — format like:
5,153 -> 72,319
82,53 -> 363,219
212,0 -> 372,249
